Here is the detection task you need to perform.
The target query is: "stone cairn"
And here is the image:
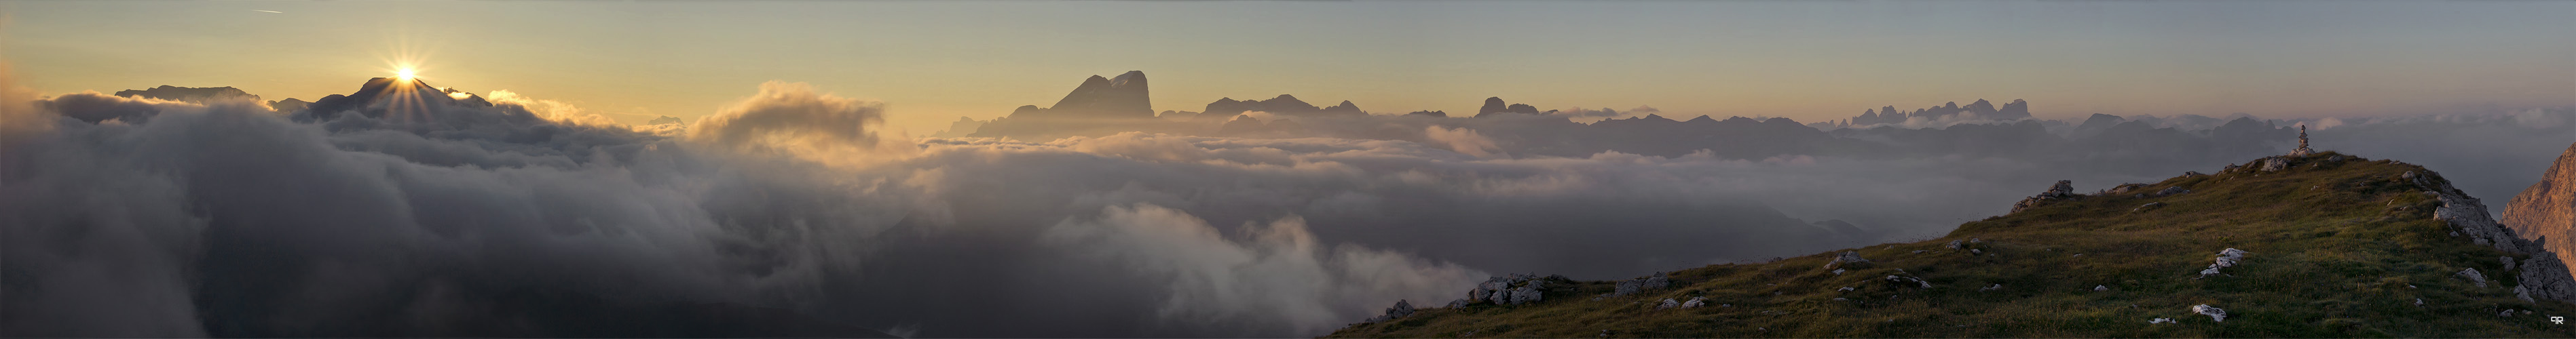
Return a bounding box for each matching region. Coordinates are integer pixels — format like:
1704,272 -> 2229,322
2288,125 -> 2315,157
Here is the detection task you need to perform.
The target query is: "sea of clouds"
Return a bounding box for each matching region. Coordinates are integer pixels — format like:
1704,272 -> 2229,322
4,66 -> 2569,337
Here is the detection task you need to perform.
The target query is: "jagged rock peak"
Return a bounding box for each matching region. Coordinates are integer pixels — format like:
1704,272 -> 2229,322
1474,97 -> 1545,117
2508,142 -> 2576,283
1024,71 -> 1153,119
301,77 -> 493,121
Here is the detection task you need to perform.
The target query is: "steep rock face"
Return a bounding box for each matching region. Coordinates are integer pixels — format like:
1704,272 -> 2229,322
2507,142 -> 2576,281
2410,163 -> 2576,304
1473,97 -> 1546,117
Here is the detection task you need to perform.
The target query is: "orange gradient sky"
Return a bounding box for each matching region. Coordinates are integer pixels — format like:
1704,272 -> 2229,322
4,1 -> 2571,134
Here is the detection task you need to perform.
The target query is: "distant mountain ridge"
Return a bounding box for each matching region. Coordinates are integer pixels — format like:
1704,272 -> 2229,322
114,85 -> 259,102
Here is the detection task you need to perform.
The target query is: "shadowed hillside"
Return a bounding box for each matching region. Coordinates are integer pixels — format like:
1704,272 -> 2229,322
1331,151 -> 2576,338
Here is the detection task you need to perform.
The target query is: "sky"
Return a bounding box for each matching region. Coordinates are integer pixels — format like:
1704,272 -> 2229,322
4,1 -> 2572,135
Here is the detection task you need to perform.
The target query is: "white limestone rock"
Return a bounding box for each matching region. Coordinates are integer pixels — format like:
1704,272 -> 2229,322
2191,304 -> 2228,322
2199,248 -> 2251,277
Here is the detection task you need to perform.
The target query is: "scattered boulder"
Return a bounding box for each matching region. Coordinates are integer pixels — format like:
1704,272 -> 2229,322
1466,273 -> 1554,305
2459,268 -> 2488,287
2190,304 -> 2228,322
1655,298 -> 1681,310
2260,157 -> 2290,172
1825,252 -> 1872,271
1980,284 -> 2002,292
1945,240 -> 1965,250
1447,299 -> 1470,308
2505,256 -> 2518,271
1362,300 -> 1416,323
1884,275 -> 1930,288
2093,285 -> 2110,292
2199,248 -> 2251,277
2150,318 -> 2177,324
1681,297 -> 1708,308
2133,202 -> 2165,212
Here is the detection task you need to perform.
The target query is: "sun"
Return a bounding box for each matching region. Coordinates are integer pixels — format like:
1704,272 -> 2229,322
396,68 -> 417,80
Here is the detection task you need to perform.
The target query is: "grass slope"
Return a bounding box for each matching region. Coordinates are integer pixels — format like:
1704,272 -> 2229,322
1330,152 -> 2576,338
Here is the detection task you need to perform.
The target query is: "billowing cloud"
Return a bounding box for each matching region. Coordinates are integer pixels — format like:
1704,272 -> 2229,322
1042,204 -> 1481,336
483,89 -> 620,127
1423,125 -> 1501,158
688,81 -> 906,164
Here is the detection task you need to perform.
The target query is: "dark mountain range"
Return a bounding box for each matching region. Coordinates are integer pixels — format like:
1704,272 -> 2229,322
114,85 -> 259,102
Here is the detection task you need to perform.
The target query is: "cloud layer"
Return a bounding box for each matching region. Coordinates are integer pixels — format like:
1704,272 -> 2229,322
5,73 -> 2568,338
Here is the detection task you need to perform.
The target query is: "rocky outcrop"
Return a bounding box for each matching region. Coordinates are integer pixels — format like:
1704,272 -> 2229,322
2258,157 -> 2290,172
1823,252 -> 1871,271
2412,167 -> 2576,304
1612,272 -> 1670,296
1463,273 -> 1558,306
1362,300 -> 1415,323
2199,248 -> 2250,277
2009,180 -> 2078,214
1402,110 -> 1448,118
2506,142 -> 2576,282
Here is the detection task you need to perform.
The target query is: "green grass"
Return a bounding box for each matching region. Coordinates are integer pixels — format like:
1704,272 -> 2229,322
1329,152 -> 2576,338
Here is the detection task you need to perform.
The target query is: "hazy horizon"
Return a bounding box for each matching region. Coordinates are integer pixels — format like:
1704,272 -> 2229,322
6,1 -> 2571,134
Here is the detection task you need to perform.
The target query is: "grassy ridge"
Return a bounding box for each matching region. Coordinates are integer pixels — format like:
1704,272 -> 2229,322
1330,153 -> 2576,338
